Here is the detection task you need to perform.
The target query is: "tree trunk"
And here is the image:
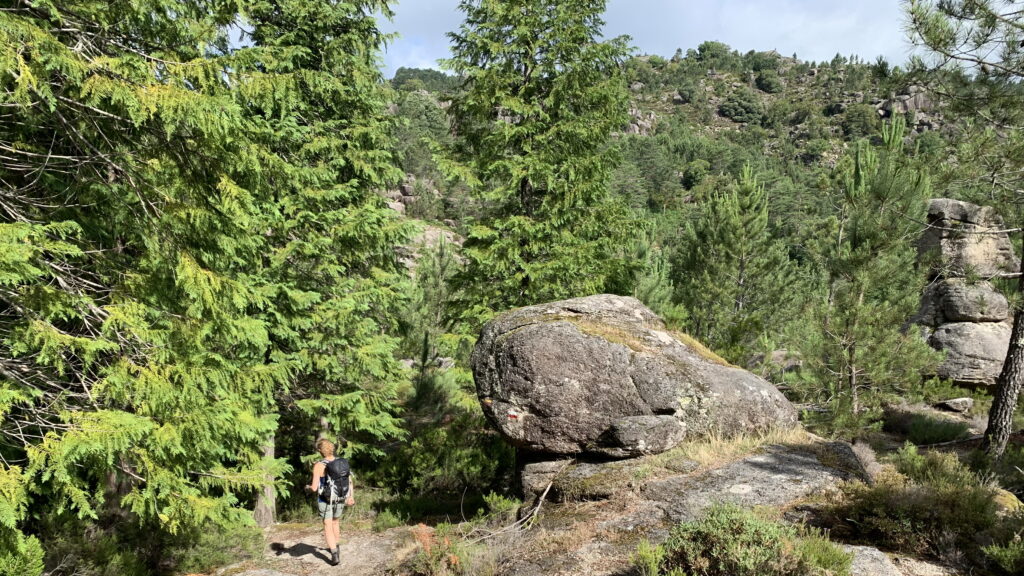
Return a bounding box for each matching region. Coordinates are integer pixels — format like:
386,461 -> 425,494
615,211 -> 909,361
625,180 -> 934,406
983,269 -> 1024,459
253,435 -> 276,528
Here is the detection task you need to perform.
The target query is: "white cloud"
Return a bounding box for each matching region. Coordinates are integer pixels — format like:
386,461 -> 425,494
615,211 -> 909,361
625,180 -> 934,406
380,0 -> 913,76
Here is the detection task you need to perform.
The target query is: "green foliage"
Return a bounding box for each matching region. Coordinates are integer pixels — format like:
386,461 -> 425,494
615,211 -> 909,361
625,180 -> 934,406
905,414 -> 971,445
379,368 -> 513,496
381,236 -> 514,498
393,68 -> 460,93
672,166 -> 800,362
0,466 -> 41,576
373,508 -> 408,532
630,236 -> 688,329
719,87 -> 764,124
984,514 -> 1024,576
395,91 -> 453,179
756,70 -> 785,94
789,120 -> 941,434
443,0 -> 641,317
841,104 -> 881,138
0,0 -> 408,569
653,503 -> 851,576
163,523 -> 263,575
831,444 -> 1018,570
974,444 -> 1024,496
632,539 -> 666,576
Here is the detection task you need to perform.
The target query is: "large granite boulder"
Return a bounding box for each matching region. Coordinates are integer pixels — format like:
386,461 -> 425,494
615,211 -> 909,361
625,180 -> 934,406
472,295 -> 798,457
929,321 -> 1012,387
919,198 -> 1020,278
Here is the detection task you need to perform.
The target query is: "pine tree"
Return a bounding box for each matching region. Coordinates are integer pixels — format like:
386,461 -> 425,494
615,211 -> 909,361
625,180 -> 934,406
793,120 -> 940,430
671,166 -> 798,362
443,0 -> 641,317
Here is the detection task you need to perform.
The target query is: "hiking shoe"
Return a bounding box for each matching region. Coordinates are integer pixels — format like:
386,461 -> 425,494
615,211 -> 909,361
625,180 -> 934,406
330,548 -> 340,566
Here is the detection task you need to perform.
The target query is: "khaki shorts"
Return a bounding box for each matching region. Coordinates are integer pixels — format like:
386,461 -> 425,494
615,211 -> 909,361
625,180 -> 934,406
318,500 -> 345,519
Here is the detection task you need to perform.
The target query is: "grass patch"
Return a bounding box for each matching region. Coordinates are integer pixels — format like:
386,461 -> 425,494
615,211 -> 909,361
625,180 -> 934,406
649,426 -> 812,473
673,331 -> 732,366
634,503 -> 851,576
905,414 -> 971,445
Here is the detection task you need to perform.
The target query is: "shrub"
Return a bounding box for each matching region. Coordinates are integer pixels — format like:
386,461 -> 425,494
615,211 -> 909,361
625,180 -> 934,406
984,513 -> 1024,575
649,504 -> 851,576
984,445 -> 1024,494
169,523 -> 263,575
373,508 -> 409,532
718,88 -> 763,124
756,70 -> 785,93
631,540 -> 664,576
905,414 -> 971,445
841,104 -> 880,138
829,444 -> 1017,570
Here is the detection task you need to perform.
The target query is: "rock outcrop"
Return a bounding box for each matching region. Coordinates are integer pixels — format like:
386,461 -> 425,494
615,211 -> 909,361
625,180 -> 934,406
472,295 -> 798,458
500,434 -> 871,576
914,198 -> 1019,387
918,198 -> 1019,278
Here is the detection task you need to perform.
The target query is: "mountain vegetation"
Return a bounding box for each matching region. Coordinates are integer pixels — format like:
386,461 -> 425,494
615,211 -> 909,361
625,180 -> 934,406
2,0 -> 1024,574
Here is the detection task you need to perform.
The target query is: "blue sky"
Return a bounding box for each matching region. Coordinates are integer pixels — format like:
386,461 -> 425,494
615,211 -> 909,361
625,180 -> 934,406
379,0 -> 912,76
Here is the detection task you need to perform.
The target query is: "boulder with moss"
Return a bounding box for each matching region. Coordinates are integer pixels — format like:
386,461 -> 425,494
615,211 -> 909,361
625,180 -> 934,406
472,294 -> 798,458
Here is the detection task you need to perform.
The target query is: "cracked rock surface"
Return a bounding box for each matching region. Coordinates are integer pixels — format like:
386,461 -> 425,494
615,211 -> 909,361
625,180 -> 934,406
472,294 -> 798,457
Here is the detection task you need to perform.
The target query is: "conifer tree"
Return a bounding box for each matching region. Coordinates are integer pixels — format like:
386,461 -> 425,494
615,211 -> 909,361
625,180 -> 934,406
0,0 -> 406,566
793,120 -> 940,430
671,166 -> 798,362
444,0 -> 640,316
244,0 -> 409,523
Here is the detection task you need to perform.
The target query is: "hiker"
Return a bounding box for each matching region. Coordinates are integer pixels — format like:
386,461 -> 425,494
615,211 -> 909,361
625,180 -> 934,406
308,437 -> 355,566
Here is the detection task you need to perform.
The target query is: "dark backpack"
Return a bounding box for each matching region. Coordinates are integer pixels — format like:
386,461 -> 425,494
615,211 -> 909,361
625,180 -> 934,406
318,458 -> 350,504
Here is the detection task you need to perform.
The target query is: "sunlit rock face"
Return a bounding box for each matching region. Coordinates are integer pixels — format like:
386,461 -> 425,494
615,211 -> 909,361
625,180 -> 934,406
472,294 -> 797,458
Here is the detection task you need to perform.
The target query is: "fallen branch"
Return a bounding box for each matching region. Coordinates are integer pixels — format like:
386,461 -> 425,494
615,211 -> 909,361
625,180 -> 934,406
915,434 -> 983,449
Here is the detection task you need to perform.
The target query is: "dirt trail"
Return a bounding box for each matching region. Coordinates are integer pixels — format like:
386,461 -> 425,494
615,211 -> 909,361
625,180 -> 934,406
214,522 -> 418,576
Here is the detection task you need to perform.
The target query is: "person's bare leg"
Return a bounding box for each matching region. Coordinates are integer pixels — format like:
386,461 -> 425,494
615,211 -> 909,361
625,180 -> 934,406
323,516 -> 337,550
331,518 -> 341,549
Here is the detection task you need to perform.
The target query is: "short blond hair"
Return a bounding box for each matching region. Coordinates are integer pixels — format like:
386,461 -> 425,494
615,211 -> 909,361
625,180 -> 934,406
316,438 -> 335,458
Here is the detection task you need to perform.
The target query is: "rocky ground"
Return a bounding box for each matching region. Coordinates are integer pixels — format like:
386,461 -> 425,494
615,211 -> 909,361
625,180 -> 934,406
209,431 -> 960,576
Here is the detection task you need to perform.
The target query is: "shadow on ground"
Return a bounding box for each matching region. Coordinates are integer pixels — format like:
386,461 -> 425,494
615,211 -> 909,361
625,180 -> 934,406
270,541 -> 331,564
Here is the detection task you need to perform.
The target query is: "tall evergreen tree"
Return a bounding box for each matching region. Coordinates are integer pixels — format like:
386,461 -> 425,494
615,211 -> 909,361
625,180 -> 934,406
444,0 -> 640,317
793,120 -> 940,430
671,166 -> 798,362
0,0 -> 406,568
245,0 -> 410,523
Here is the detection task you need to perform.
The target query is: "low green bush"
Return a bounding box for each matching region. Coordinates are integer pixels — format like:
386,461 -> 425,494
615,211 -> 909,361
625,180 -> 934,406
979,445 -> 1024,495
39,514 -> 262,576
984,512 -> 1024,575
830,444 -> 1024,573
373,508 -> 408,532
905,414 -> 970,445
637,503 -> 851,576
168,523 -> 263,575
833,445 -> 996,556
